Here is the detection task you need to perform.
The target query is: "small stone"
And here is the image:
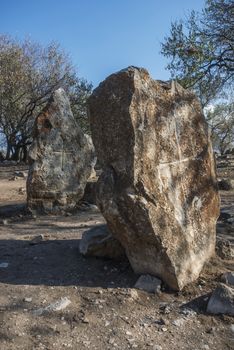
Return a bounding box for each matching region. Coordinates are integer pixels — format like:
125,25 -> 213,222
24,297 -> 32,302
221,272 -> 234,286
105,321 -> 110,327
128,289 -> 139,301
180,308 -> 197,317
30,234 -> 44,245
201,345 -> 210,350
207,284 -> 234,316
109,338 -> 115,344
33,297 -> 71,315
134,275 -> 161,293
0,219 -> 8,225
126,331 -> 132,336
172,318 -> 185,327
79,225 -> 125,259
0,262 -> 9,268
153,346 -> 162,350
82,317 -> 89,324
206,327 -> 215,334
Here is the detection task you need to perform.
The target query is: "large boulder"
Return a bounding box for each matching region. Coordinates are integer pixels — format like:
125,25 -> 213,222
27,88 -> 95,213
88,66 -> 220,290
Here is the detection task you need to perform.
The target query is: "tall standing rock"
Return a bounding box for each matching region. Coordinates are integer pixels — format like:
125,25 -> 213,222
88,67 -> 220,290
27,88 -> 95,213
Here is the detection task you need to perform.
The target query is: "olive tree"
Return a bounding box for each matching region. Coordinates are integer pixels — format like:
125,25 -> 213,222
0,35 -> 92,161
161,0 -> 234,106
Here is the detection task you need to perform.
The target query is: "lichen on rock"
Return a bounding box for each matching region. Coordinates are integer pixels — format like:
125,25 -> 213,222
27,88 -> 95,213
88,66 -> 220,290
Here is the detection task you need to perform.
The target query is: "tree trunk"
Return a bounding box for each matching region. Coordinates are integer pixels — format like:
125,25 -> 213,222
5,140 -> 11,160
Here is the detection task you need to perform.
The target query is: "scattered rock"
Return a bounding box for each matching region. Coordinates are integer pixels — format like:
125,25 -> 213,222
29,234 -> 45,245
9,176 -> 18,181
180,308 -> 197,317
14,171 -> 27,178
134,275 -> 161,293
128,289 -> 139,301
218,179 -> 233,191
0,219 -> 8,225
18,187 -> 26,194
153,346 -> 162,350
89,66 -> 219,290
33,297 -> 71,315
79,224 -> 125,259
27,88 -> 96,213
24,297 -> 32,302
221,272 -> 234,286
0,262 -> 9,268
207,283 -> 234,316
172,318 -> 185,327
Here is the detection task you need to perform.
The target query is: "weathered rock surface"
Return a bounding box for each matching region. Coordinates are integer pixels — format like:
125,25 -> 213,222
221,272 -> 234,286
216,238 -> 234,260
207,284 -> 234,315
27,88 -> 95,213
79,225 -> 125,259
88,66 -> 220,290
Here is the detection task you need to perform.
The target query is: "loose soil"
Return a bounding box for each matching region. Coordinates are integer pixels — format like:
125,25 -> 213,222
0,163 -> 233,350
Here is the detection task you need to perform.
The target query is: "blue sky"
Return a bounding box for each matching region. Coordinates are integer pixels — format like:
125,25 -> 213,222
1,0 -> 205,87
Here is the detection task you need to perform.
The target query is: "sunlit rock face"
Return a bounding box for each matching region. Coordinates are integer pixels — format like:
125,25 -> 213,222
27,88 -> 95,213
88,66 -> 220,290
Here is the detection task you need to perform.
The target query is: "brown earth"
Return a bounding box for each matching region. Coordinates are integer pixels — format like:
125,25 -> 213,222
0,163 -> 233,350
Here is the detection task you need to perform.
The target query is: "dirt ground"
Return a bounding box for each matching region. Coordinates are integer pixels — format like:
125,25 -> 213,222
0,163 -> 233,350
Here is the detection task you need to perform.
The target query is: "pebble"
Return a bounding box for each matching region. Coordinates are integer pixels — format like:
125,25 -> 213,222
0,262 -> 9,268
134,275 -> 161,293
0,219 -> 8,225
82,317 -> 89,324
33,297 -> 71,315
221,272 -> 234,286
109,337 -> 115,344
24,297 -> 32,302
180,308 -> 197,317
172,318 -> 185,327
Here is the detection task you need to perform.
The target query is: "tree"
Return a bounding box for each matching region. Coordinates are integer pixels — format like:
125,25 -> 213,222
206,101 -> 234,154
161,0 -> 234,106
0,35 -> 92,162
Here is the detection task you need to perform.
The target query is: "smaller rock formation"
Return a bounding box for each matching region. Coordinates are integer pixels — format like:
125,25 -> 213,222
221,272 -> 234,286
79,225 -> 125,259
134,275 -> 162,293
207,284 -> 234,316
27,88 -> 95,213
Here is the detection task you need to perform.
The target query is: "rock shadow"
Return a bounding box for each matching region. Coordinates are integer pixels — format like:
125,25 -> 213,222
0,238 -> 136,289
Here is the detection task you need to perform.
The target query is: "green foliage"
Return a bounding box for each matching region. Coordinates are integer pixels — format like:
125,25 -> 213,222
0,34 -> 92,161
206,101 -> 234,154
161,0 -> 234,106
